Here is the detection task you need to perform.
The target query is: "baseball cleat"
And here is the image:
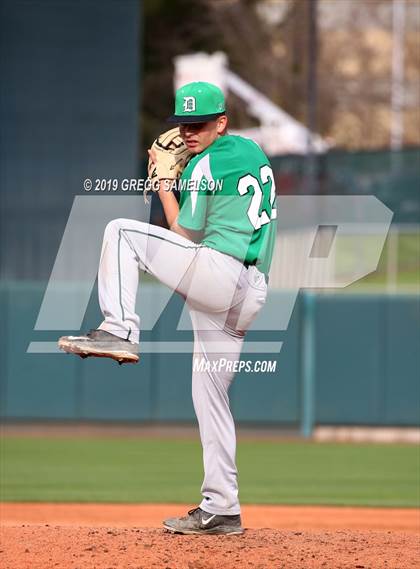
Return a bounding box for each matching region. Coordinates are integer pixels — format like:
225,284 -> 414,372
163,507 -> 244,535
58,329 -> 139,364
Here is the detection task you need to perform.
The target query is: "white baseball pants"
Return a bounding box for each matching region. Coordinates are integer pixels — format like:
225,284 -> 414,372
97,218 -> 267,515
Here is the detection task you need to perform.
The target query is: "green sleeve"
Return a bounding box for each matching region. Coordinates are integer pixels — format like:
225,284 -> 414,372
178,190 -> 208,231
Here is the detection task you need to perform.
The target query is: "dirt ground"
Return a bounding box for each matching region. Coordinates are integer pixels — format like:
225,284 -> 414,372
1,503 -> 419,569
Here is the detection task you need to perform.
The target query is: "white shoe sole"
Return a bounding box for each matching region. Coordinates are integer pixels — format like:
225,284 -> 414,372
58,337 -> 139,364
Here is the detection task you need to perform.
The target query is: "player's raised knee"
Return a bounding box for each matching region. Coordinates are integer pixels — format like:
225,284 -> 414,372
103,218 -> 128,236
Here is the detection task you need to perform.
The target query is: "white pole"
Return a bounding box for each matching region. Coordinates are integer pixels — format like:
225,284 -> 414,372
386,227 -> 399,294
390,0 -> 406,154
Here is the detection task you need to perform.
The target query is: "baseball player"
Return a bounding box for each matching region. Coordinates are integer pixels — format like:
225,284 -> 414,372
59,81 -> 277,535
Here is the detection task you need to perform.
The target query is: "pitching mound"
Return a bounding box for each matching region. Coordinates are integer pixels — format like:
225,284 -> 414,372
1,504 -> 418,568
1,525 -> 419,569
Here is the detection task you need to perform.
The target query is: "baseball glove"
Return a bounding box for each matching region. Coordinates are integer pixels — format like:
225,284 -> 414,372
145,127 -> 193,204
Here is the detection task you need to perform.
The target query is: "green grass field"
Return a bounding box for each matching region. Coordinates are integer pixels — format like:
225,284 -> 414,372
1,438 -> 418,507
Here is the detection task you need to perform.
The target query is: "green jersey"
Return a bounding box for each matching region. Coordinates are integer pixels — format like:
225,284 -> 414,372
178,135 -> 277,275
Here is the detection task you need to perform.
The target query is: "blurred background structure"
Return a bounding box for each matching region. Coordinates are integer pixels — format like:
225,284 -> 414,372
0,0 -> 419,436
143,0 -> 420,150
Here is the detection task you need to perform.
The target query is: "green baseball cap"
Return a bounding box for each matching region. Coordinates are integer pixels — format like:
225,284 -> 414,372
167,81 -> 226,123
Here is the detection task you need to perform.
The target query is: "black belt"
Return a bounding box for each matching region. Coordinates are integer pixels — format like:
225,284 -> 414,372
243,260 -> 269,284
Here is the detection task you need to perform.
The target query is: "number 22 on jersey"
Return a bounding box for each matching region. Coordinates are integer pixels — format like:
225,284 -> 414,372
237,165 -> 277,230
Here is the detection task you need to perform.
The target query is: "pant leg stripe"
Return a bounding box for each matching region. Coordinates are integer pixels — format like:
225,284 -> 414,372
117,227 -> 203,323
118,228 -> 125,322
124,228 -> 203,250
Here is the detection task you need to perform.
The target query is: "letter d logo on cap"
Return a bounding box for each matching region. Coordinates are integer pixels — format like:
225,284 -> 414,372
183,96 -> 196,112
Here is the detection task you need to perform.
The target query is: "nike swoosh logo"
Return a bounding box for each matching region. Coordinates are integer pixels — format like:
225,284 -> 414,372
201,514 -> 216,526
